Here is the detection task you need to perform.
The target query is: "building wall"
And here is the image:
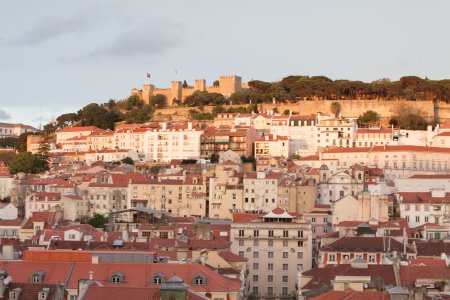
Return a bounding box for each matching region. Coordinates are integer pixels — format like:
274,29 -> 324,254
230,220 -> 312,298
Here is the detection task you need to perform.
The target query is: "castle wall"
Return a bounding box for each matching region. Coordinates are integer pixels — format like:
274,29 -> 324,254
152,100 -> 450,124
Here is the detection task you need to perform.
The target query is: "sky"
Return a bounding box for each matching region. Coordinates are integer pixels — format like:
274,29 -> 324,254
0,0 -> 449,127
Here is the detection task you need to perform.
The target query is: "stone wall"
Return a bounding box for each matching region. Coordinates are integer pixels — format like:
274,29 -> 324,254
154,100 -> 450,124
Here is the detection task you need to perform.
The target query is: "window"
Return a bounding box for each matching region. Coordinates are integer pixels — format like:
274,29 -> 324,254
415,216 -> 420,223
283,252 -> 288,258
283,240 -> 288,247
239,239 -> 244,246
425,216 -> 429,223
193,274 -> 206,285
282,287 -> 288,295
298,230 -> 303,238
252,287 -> 258,295
238,251 -> 244,257
283,264 -> 288,270
268,251 -> 274,258
297,252 -> 303,259
252,275 -> 258,282
253,251 -> 259,258
152,273 -> 165,285
253,263 -> 259,270
254,230 -> 259,237
283,230 -> 288,237
268,230 -> 274,237
268,240 -> 273,246
253,240 -> 259,246
329,254 -> 336,262
110,272 -> 124,283
268,263 -> 273,270
267,287 -> 274,295
239,230 -> 244,237
368,255 -> 376,263
268,275 -> 273,282
282,275 -> 288,282
31,272 -> 45,283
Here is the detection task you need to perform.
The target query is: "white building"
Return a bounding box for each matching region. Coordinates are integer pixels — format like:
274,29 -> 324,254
243,171 -> 283,213
56,126 -> 105,144
316,115 -> 357,149
321,145 -> 450,181
0,204 -> 18,220
0,166 -> 13,200
85,149 -> 138,166
230,209 -> 312,298
0,122 -> 39,138
255,134 -> 291,159
25,192 -> 62,218
398,189 -> 450,228
143,122 -> 202,163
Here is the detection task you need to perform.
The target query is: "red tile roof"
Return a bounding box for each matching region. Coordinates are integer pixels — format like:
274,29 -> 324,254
84,286 -> 161,300
401,265 -> 450,286
57,126 -> 105,133
219,250 -> 248,262
320,236 -> 414,253
302,264 -> 396,290
398,192 -> 450,203
310,289 -> 390,300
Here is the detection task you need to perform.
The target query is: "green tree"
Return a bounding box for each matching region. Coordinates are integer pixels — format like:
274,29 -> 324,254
16,132 -> 35,152
149,94 -> 167,108
9,152 -> 49,174
210,153 -> 219,163
212,105 -> 225,114
87,213 -> 108,228
79,103 -> 116,130
36,140 -> 50,170
0,137 -> 17,149
0,152 -> 17,165
357,110 -> 379,127
124,108 -> 152,123
126,95 -> 142,109
283,109 -> 290,115
42,123 -> 57,137
56,113 -> 78,129
121,157 -> 134,165
182,80 -> 189,88
330,102 -> 341,117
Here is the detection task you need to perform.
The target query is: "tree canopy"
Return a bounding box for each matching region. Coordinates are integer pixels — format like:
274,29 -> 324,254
357,110 -> 380,127
9,151 -> 49,174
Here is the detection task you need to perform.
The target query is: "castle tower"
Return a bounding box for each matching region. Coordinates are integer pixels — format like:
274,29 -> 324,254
142,84 -> 155,105
171,81 -> 182,104
219,75 -> 242,97
194,79 -> 206,92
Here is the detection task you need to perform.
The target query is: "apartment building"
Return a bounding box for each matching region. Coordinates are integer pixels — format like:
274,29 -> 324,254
56,126 -> 105,144
398,189 -> 450,228
86,131 -> 114,151
321,145 -> 450,180
230,209 -> 312,298
269,115 -> 316,155
255,134 -> 291,159
208,162 -> 244,218
143,122 -> 202,163
129,173 -> 208,218
201,125 -> 258,159
243,171 -> 283,213
0,122 -> 39,138
25,192 -> 62,218
355,127 -> 394,147
316,115 -> 357,149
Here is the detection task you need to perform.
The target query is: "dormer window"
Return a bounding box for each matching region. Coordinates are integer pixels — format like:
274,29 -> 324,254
151,272 -> 166,285
109,272 -> 124,283
193,274 -> 206,286
31,271 -> 45,283
9,288 -> 21,300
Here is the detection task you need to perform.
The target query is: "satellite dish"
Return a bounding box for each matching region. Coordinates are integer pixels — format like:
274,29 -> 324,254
4,276 -> 12,285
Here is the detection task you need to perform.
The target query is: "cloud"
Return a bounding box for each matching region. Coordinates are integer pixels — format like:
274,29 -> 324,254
8,5 -> 100,45
0,109 -> 11,120
85,20 -> 182,58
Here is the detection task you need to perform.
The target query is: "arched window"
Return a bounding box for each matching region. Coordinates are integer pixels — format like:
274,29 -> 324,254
31,271 -> 45,283
193,273 -> 206,286
151,272 -> 166,285
109,272 -> 124,283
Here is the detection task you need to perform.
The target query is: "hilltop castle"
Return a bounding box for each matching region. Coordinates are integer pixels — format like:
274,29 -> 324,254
131,75 -> 247,106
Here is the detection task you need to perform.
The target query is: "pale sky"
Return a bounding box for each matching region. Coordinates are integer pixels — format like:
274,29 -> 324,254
0,0 -> 449,127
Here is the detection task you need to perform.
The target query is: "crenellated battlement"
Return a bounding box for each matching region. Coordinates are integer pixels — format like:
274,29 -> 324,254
130,75 -> 246,106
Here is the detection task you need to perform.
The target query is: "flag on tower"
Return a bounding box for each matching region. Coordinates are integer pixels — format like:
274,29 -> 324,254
146,73 -> 151,78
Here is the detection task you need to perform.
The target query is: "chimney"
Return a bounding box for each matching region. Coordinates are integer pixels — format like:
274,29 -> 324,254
89,271 -> 94,280
188,122 -> 192,130
162,122 -> 167,131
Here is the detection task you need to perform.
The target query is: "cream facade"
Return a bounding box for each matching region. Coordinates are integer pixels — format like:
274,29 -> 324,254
230,210 -> 312,298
